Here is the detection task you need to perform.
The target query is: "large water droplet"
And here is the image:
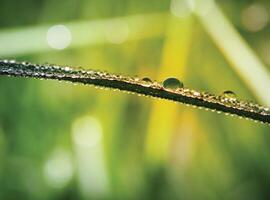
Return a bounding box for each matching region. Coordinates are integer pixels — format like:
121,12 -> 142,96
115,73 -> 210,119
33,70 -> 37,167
222,90 -> 236,99
163,77 -> 183,90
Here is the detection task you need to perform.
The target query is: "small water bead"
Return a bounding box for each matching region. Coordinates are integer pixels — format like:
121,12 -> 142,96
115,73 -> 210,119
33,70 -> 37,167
152,81 -> 162,89
141,77 -> 152,87
203,93 -> 216,101
192,91 -> 201,97
121,76 -> 131,82
222,91 -> 237,99
85,70 -> 93,75
162,77 -> 184,91
64,67 -> 71,72
246,102 -> 260,112
9,60 -> 16,64
22,61 -> 30,66
260,107 -> 270,115
110,73 -> 118,79
129,76 -> 140,84
142,77 -> 152,82
133,76 -> 140,82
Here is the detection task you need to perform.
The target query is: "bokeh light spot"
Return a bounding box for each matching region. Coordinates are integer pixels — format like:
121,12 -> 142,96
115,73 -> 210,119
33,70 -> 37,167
72,116 -> 102,148
241,3 -> 269,32
43,149 -> 74,188
47,25 -> 72,50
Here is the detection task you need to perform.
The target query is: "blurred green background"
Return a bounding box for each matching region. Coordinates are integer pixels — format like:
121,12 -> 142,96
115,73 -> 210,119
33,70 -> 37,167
0,0 -> 270,199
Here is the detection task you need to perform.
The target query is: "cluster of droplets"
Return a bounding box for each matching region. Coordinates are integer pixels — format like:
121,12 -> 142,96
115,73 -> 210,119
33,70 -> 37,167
217,90 -> 270,116
0,60 -> 269,123
163,76 -> 268,117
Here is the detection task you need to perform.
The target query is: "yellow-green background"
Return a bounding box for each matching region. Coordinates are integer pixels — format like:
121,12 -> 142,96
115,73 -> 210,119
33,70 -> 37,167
0,0 -> 270,199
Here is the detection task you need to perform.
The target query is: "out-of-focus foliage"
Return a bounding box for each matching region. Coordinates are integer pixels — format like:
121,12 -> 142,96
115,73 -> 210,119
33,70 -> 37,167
0,0 -> 270,199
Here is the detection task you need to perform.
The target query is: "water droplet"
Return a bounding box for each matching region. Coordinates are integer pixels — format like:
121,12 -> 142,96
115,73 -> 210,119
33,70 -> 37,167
141,77 -> 152,87
142,77 -> 152,82
64,67 -> 71,72
192,91 -> 201,97
133,76 -> 140,82
259,107 -> 270,115
222,91 -> 236,99
152,81 -> 162,89
22,61 -> 30,65
163,77 -> 183,90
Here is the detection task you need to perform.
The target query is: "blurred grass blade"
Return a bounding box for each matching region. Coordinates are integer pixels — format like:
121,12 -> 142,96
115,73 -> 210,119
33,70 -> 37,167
0,13 -> 167,57
145,15 -> 194,163
194,0 -> 270,106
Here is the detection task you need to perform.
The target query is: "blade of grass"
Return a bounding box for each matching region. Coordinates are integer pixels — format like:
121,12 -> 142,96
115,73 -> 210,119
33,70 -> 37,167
0,60 -> 269,124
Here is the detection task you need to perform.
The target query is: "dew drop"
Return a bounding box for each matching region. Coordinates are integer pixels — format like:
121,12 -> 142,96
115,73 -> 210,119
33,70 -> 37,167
222,90 -> 237,99
141,77 -> 152,87
192,91 -> 201,97
162,77 -> 183,90
64,67 -> 71,72
260,107 -> 270,115
134,76 -> 140,81
22,61 -> 30,65
142,77 -> 152,82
